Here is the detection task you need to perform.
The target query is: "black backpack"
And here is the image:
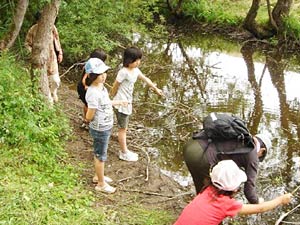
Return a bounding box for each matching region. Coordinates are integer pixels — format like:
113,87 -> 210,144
193,113 -> 255,154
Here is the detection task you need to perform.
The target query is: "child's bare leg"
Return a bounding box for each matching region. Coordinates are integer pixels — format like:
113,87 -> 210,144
94,157 -> 104,186
118,128 -> 127,153
49,73 -> 60,102
83,105 -> 88,119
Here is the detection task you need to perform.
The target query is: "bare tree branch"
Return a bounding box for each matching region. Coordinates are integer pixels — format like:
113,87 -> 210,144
0,0 -> 28,51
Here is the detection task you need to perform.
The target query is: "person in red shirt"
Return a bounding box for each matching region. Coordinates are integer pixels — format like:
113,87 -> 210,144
174,160 -> 292,225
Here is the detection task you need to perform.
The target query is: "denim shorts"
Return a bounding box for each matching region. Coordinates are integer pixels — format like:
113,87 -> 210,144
89,128 -> 112,161
114,108 -> 130,129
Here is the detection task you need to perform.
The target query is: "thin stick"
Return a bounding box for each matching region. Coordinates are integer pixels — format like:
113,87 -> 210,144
280,221 -> 300,224
130,143 -> 150,181
140,147 -> 150,181
121,189 -> 192,199
117,174 -> 144,183
275,203 -> 300,225
60,62 -> 85,78
291,184 -> 300,195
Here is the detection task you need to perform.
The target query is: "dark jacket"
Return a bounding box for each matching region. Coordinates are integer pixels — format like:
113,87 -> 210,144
200,138 -> 259,204
184,132 -> 259,204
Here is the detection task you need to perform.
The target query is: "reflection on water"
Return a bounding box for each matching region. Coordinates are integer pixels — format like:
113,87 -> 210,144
128,35 -> 300,224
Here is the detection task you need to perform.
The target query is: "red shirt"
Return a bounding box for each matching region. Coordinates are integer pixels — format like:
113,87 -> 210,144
174,186 -> 242,225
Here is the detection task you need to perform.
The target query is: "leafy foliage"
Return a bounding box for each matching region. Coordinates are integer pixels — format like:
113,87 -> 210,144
0,52 -> 174,225
284,15 -> 300,40
57,0 -> 166,63
182,0 -> 244,26
0,53 -> 103,224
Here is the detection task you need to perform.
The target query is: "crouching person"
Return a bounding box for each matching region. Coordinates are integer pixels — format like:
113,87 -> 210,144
174,160 -> 292,225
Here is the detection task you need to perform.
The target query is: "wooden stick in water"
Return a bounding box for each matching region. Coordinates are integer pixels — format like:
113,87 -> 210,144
275,203 -> 300,225
291,184 -> 300,195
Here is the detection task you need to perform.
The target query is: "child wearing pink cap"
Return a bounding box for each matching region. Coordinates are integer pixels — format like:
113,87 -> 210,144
174,160 -> 292,225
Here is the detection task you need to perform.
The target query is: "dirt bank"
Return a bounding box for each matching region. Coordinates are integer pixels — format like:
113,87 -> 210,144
59,81 -> 193,219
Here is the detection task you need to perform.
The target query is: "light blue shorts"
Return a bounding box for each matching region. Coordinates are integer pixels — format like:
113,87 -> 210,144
89,128 -> 112,161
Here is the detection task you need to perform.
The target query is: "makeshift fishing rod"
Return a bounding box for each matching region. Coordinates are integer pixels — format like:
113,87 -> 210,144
274,184 -> 300,225
292,184 -> 300,195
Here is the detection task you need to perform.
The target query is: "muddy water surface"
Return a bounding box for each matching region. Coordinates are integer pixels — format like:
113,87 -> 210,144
124,34 -> 300,224
68,33 -> 300,224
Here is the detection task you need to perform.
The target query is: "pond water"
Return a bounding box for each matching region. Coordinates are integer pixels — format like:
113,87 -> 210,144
108,34 -> 300,224
68,32 -> 300,224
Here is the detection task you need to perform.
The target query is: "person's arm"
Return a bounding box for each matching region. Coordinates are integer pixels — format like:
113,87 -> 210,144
110,80 -> 120,97
53,25 -> 63,63
138,73 -> 164,96
242,151 -> 260,204
85,108 -> 96,122
111,100 -> 128,106
238,193 -> 292,215
82,73 -> 88,90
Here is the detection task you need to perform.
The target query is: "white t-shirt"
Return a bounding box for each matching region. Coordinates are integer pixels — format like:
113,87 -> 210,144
86,85 -> 113,131
113,67 -> 141,115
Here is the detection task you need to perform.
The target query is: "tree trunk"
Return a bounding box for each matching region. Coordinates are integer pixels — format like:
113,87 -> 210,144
266,0 -> 278,31
30,0 -> 60,103
243,0 -> 262,38
243,0 -> 275,39
0,0 -> 29,50
272,0 -> 293,40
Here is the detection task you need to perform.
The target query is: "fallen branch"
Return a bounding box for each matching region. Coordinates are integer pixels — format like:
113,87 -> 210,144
158,190 -> 193,201
139,147 -> 150,181
275,203 -> 300,225
280,221 -> 300,224
122,189 -> 173,197
274,185 -> 300,224
130,143 -> 150,181
122,188 -> 192,199
291,184 -> 300,195
60,62 -> 85,78
117,174 -> 144,183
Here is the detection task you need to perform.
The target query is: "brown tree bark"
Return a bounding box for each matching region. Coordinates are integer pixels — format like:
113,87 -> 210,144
243,0 -> 293,40
0,0 -> 29,51
245,0 -> 293,41
266,0 -> 278,31
30,0 -> 60,103
243,0 -> 275,38
243,0 -> 262,38
272,0 -> 293,40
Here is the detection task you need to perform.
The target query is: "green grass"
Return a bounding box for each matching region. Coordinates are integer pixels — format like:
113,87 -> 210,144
0,53 -> 174,225
182,0 -> 300,34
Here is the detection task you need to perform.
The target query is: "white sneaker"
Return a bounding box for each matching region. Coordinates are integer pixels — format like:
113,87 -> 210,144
95,183 -> 116,194
119,150 -> 138,162
80,123 -> 89,130
92,176 -> 113,184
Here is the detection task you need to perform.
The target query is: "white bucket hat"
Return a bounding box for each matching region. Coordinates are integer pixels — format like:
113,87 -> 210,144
211,160 -> 247,191
85,58 -> 110,74
255,133 -> 272,151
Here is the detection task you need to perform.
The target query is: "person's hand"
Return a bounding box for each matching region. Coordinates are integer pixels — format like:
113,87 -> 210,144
155,87 -> 164,97
57,53 -> 63,63
258,197 -> 264,203
114,100 -> 128,106
120,100 -> 129,106
280,193 -> 292,205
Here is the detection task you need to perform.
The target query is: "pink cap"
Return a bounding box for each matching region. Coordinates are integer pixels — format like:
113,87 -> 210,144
211,160 -> 247,191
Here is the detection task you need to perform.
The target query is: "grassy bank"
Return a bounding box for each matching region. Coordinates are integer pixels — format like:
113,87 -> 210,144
0,53 -> 174,225
181,0 -> 300,39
